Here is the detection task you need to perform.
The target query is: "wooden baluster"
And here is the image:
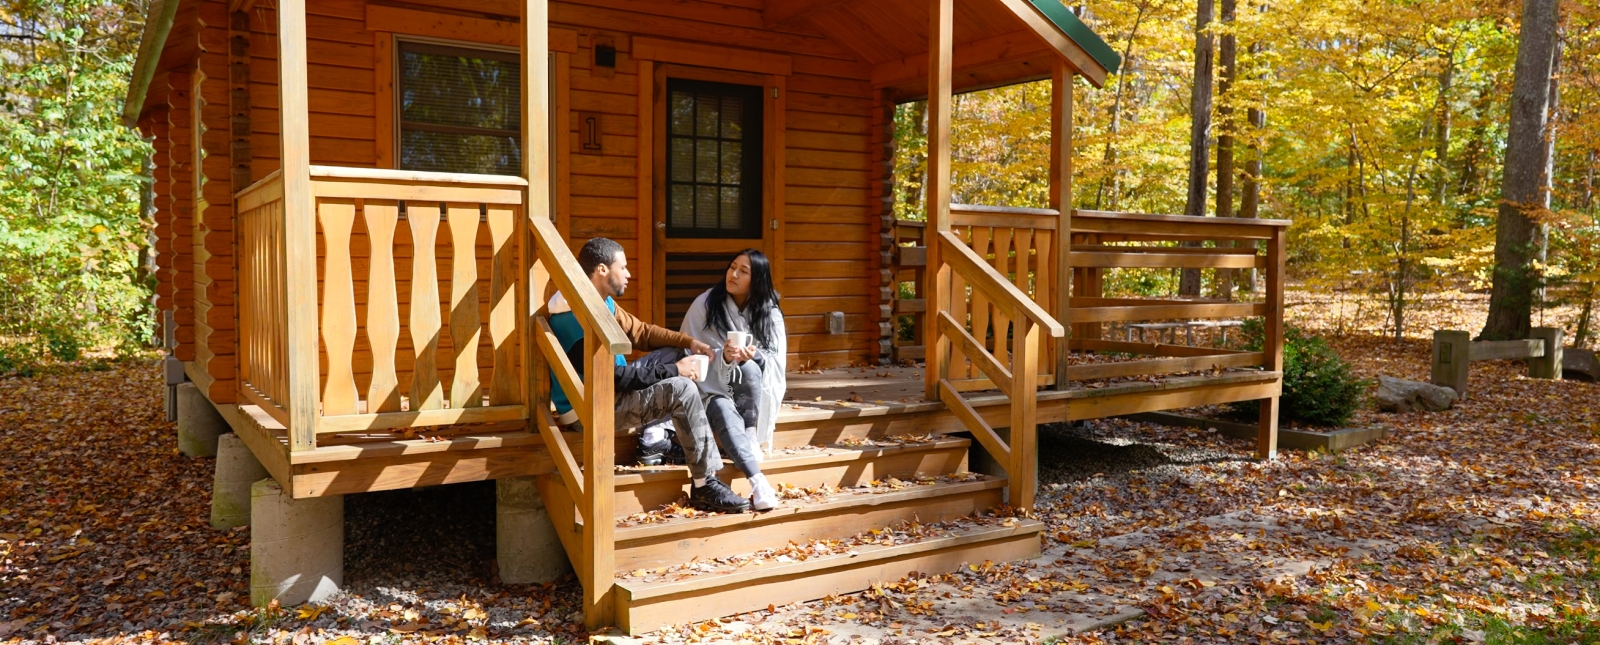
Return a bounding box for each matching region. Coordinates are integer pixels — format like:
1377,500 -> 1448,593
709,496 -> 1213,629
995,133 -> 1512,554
968,226 -> 991,381
487,205 -> 519,405
448,204 -> 483,409
319,199 -> 359,415
1010,318 -> 1039,509
365,200 -> 402,412
948,227 -> 969,379
1011,228 -> 1036,378
240,211 -> 252,390
990,227 -> 1013,365
1034,229 -> 1054,378
271,204 -> 287,404
409,203 -> 444,411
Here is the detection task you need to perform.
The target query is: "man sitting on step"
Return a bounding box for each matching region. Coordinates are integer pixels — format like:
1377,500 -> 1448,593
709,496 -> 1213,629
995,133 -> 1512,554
547,237 -> 750,513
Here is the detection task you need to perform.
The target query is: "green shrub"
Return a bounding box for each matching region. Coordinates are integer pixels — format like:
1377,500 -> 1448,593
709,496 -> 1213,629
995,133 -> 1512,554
1233,318 -> 1367,427
42,328 -> 82,362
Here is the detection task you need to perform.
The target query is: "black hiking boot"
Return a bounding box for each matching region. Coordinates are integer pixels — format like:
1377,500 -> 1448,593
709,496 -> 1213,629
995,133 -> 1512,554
689,478 -> 750,513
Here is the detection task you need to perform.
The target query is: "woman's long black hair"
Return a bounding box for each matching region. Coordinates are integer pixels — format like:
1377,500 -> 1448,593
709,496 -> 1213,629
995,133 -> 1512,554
706,249 -> 782,349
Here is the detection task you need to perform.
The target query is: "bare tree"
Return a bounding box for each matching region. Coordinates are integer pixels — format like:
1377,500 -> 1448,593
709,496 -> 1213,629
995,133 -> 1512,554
1481,0 -> 1561,340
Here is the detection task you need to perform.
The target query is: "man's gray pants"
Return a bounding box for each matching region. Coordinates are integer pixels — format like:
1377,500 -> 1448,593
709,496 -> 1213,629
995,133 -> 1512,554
613,376 -> 721,481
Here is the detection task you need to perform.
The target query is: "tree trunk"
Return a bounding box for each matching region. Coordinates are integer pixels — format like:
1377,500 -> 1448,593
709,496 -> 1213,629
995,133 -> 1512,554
1431,48 -> 1456,205
1180,0 -> 1215,297
1215,0 -> 1237,300
1393,163 -> 1419,342
1240,37 -> 1264,295
1095,1 -> 1151,211
904,101 -> 929,219
1481,0 -> 1560,341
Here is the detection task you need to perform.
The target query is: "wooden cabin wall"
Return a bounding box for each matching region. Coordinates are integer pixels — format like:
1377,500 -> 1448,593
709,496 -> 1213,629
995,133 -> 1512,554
227,0 -> 883,372
146,104 -> 177,355
154,0 -> 241,403
166,75 -> 197,363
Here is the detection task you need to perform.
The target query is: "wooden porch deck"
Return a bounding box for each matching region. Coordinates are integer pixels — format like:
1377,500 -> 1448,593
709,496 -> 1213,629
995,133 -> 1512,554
217,363 -> 1278,501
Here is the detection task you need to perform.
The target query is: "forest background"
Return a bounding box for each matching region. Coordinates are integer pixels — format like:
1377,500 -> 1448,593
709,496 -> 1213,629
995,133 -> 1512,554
1,0 -> 1597,366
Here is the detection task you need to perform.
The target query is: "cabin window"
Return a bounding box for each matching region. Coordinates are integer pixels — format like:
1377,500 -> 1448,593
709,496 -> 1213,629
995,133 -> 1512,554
666,79 -> 763,239
397,40 -> 521,175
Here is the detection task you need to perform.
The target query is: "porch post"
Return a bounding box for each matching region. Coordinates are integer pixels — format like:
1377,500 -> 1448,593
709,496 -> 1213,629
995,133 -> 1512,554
1050,60 -> 1073,389
277,0 -> 319,452
922,0 -> 953,400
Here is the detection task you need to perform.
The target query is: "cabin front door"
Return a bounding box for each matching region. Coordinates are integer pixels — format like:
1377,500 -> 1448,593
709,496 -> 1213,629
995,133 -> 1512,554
648,65 -> 783,330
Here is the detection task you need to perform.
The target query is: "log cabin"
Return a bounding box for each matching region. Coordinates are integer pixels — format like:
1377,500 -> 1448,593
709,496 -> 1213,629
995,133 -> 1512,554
123,0 -> 1289,633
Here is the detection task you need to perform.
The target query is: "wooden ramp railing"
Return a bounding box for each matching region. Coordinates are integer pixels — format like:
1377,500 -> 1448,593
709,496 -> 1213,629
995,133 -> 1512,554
927,205 -> 1067,510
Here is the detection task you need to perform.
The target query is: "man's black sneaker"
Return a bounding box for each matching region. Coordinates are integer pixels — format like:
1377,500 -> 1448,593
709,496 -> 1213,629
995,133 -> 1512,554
689,478 -> 750,513
662,440 -> 686,466
637,432 -> 672,466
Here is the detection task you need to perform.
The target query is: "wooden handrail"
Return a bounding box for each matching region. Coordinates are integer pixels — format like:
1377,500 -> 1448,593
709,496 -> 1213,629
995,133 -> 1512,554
938,231 -> 1065,338
308,164 -> 530,187
529,217 -> 632,355
1069,251 -> 1262,269
1073,209 -> 1291,228
1068,302 -> 1265,323
950,204 -> 1059,230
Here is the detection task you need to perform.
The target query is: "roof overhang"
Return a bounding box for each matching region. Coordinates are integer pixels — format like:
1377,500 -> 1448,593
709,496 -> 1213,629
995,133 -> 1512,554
121,0 -> 180,129
862,0 -> 1122,102
993,0 -> 1118,86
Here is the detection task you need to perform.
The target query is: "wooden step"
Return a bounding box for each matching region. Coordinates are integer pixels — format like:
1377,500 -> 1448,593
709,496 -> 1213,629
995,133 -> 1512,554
614,517 -> 1046,635
611,437 -> 971,517
608,475 -> 1005,571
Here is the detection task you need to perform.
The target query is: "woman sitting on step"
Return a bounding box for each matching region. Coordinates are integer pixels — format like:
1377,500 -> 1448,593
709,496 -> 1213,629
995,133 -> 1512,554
637,249 -> 787,511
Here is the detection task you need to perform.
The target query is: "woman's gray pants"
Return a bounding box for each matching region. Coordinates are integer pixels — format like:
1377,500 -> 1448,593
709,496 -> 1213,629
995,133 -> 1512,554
637,348 -> 766,478
706,359 -> 764,476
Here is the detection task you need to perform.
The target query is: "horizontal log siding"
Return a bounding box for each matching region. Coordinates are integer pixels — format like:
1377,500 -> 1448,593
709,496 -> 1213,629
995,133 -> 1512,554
195,0 -> 239,402
231,0 -> 881,369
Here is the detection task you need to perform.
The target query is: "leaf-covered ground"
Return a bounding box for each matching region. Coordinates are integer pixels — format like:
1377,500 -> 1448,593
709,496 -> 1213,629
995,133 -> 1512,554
4,291 -> 1600,643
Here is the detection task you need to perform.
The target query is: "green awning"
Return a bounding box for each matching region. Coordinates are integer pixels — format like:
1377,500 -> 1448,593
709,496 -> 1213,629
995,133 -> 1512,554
1028,0 -> 1121,75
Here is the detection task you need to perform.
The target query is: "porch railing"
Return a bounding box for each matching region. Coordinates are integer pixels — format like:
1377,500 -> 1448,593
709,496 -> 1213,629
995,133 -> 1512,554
235,166 -> 534,446
925,204 -> 1067,511
1065,210 -> 1288,384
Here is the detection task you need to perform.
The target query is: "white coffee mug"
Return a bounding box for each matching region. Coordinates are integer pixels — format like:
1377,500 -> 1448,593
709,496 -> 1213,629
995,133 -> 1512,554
689,354 -> 710,382
727,330 -> 752,348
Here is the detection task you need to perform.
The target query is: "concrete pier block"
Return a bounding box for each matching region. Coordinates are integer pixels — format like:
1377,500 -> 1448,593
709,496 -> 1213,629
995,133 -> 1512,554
497,476 -> 571,584
250,480 -> 342,606
176,383 -> 226,457
212,434 -> 269,530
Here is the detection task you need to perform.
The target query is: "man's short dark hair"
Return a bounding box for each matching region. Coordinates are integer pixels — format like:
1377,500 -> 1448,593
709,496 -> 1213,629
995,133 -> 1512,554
578,237 -> 624,277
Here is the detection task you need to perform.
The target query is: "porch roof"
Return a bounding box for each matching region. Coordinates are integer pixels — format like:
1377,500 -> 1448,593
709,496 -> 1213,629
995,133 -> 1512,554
123,0 -> 1123,127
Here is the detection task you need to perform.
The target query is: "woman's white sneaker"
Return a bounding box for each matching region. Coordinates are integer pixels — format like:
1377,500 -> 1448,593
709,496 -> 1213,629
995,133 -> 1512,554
749,477 -> 780,511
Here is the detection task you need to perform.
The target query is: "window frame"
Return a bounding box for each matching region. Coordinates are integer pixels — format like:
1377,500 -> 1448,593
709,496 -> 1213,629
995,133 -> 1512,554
662,78 -> 765,240
392,36 -> 523,176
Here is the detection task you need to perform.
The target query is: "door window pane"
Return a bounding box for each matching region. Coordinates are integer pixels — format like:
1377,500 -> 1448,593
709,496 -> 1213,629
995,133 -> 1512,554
664,79 -> 763,239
